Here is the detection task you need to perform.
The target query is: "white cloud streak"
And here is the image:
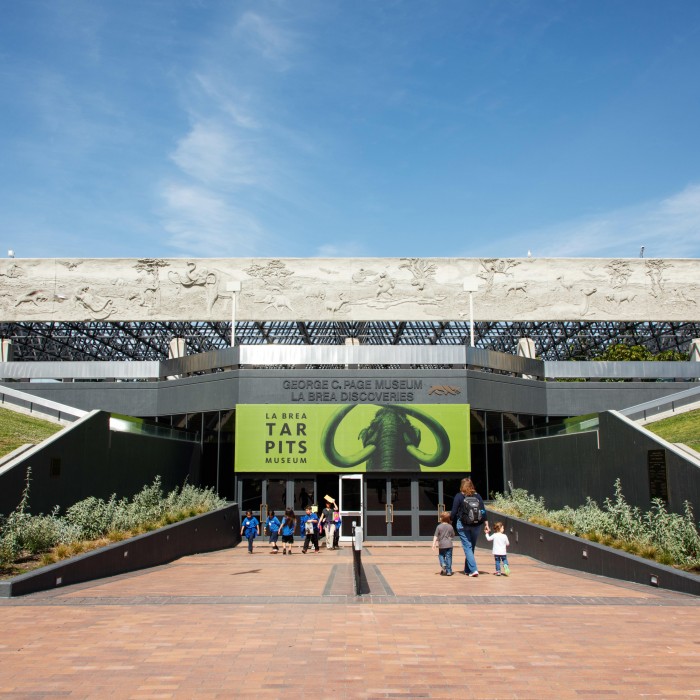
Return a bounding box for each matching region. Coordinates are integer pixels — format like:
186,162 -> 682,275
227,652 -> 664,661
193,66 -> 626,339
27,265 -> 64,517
161,183 -> 265,256
233,11 -> 298,71
496,184 -> 700,259
158,8 -> 305,256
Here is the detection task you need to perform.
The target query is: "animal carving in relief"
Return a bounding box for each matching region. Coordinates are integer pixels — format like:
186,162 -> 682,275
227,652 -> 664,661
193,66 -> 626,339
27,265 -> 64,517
262,294 -> 295,312
375,273 -> 396,299
505,281 -> 528,296
606,292 -> 637,305
321,292 -> 348,313
74,287 -> 114,319
556,275 -> 574,292
14,290 -> 50,307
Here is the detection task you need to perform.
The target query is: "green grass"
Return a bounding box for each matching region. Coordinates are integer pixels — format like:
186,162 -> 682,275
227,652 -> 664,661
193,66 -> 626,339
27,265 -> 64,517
646,408 -> 700,453
0,407 -> 63,458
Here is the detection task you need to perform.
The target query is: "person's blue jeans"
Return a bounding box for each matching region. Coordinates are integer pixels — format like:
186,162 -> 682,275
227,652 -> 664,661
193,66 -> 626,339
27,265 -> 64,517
246,534 -> 255,552
438,547 -> 453,574
456,522 -> 480,574
494,554 -> 509,573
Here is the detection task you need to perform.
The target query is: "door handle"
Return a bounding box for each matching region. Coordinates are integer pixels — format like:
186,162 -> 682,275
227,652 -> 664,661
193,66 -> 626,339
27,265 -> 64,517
385,503 -> 394,523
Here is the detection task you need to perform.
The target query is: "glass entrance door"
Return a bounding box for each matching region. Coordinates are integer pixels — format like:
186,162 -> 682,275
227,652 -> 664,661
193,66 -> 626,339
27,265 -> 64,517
339,475 -> 363,542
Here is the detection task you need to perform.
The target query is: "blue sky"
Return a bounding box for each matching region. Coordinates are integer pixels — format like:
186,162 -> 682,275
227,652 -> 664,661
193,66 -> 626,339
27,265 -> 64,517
1,0 -> 700,260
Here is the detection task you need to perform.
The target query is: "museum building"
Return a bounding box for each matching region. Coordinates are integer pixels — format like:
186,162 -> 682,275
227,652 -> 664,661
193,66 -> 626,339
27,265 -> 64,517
1,256 -> 699,541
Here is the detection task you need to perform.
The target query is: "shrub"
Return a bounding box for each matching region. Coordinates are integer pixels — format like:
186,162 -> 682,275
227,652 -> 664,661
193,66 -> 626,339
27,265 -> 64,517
490,481 -> 700,571
1,474 -> 227,570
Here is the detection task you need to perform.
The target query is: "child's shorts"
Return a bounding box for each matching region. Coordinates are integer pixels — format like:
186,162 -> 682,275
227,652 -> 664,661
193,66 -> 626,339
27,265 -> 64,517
281,534 -> 294,544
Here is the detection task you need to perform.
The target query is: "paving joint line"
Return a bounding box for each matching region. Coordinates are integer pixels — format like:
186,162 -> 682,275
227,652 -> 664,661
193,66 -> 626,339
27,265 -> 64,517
2,594 -> 697,607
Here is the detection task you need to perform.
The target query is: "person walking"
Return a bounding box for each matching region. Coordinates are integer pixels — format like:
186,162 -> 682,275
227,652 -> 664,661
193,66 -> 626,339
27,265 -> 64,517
319,497 -> 337,550
432,510 -> 455,575
300,505 -> 320,553
280,508 -> 297,556
332,509 -> 342,549
265,510 -> 281,553
240,509 -> 260,554
450,477 -> 486,577
484,521 -> 511,576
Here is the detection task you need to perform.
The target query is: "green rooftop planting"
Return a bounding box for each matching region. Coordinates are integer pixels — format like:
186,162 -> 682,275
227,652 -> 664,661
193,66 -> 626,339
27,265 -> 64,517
645,409 -> 700,454
0,407 -> 62,458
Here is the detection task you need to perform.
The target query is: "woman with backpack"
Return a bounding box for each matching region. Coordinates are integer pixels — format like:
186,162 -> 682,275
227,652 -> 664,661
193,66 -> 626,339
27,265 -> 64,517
450,477 -> 486,577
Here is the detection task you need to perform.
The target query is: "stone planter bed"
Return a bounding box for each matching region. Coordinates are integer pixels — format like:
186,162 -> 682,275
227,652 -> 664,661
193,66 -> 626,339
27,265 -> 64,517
0,503 -> 240,598
483,508 -> 700,597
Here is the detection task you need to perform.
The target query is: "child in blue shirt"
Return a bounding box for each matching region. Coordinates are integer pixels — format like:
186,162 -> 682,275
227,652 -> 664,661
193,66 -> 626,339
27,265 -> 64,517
280,508 -> 297,555
265,510 -> 281,553
240,510 -> 260,553
300,506 -> 320,553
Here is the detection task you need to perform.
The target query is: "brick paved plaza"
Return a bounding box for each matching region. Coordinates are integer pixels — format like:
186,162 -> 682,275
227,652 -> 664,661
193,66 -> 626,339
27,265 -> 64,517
0,542 -> 698,699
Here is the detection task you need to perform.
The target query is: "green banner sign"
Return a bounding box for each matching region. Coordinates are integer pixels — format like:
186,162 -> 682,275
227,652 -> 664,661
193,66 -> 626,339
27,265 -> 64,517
235,404 -> 470,473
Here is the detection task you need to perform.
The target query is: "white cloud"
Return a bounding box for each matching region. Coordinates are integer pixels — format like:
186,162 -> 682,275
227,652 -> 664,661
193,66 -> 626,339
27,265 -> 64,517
160,183 -> 267,256
193,73 -> 259,130
158,8 -> 313,256
233,11 -> 297,70
497,184 -> 700,259
170,120 -> 268,189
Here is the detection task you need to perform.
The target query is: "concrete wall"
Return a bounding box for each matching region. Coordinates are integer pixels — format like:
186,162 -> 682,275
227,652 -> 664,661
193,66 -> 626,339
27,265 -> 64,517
4,371 -> 694,418
546,381 -> 697,416
505,411 -> 700,517
0,503 -> 241,597
0,411 -> 200,516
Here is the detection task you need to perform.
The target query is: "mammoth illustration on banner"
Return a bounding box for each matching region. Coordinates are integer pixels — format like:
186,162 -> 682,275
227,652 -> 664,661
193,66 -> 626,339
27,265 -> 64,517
321,404 -> 450,471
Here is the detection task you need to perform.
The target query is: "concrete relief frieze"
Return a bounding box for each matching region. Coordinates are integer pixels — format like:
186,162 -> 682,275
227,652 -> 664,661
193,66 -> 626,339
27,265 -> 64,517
0,257 -> 697,322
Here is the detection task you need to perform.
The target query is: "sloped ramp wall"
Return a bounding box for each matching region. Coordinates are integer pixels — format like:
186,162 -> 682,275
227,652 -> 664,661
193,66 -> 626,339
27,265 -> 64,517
0,411 -> 200,516
504,411 -> 700,518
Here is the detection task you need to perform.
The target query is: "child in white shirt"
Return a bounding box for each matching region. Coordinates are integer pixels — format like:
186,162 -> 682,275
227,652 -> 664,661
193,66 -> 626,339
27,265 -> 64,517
484,521 -> 510,576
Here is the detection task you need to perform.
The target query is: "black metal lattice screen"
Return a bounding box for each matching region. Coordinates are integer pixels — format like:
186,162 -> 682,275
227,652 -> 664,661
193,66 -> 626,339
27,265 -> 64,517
1,321 -> 698,362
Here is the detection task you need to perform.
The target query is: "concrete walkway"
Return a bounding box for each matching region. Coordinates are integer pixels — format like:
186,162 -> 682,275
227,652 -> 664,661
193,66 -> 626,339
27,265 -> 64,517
0,542 -> 698,699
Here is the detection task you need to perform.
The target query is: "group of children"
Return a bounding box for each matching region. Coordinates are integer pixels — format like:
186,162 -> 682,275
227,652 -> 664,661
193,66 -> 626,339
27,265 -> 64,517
240,497 -> 342,555
432,510 -> 511,576
243,499 -> 510,575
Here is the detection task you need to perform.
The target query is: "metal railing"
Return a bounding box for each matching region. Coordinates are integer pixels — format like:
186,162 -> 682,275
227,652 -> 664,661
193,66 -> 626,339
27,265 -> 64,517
544,360 -> 700,380
505,414 -> 600,442
619,385 -> 700,422
0,385 -> 87,423
0,346 -> 698,382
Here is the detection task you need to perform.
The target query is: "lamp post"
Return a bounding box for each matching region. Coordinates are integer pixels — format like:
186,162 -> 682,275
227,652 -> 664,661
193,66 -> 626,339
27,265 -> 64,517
463,280 -> 479,347
226,281 -> 242,347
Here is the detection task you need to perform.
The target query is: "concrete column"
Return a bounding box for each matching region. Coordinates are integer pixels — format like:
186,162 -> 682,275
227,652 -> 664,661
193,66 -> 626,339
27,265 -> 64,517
167,338 -> 186,380
345,336 -> 359,369
517,337 -> 536,379
517,337 -> 536,359
690,339 -> 700,363
168,337 -> 186,360
1,339 -> 14,362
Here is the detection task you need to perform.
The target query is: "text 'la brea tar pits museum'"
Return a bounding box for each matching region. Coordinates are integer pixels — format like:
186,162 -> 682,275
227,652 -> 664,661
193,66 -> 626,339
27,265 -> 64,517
1,256 -> 700,542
